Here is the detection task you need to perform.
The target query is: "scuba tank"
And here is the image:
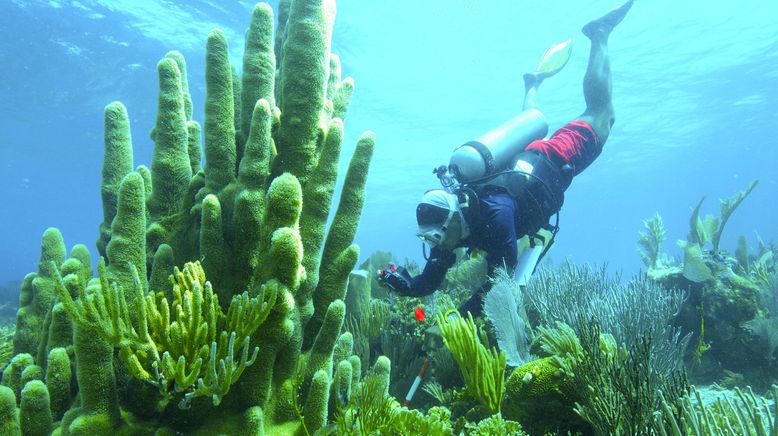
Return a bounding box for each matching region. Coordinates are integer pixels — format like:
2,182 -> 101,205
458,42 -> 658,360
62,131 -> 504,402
448,109 -> 548,184
431,109 -> 565,282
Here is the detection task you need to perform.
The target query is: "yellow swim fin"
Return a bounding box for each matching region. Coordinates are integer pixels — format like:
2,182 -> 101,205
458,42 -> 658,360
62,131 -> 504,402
534,38 -> 574,78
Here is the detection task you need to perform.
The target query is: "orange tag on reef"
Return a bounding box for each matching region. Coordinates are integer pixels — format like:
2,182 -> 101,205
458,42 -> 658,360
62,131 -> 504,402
414,307 -> 426,322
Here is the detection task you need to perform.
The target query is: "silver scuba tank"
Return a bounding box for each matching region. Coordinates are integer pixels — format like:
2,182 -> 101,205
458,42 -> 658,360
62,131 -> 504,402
448,109 -> 548,183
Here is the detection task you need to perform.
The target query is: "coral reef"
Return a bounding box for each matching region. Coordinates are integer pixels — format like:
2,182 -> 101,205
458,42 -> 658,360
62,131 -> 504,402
523,262 -> 690,375
1,0 -> 381,433
638,181 -> 778,387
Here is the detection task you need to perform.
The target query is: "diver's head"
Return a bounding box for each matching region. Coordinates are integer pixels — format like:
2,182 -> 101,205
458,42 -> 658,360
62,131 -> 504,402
415,189 -> 469,250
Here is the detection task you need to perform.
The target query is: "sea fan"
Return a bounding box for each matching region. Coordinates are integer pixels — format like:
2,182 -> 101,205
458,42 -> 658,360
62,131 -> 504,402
483,268 -> 531,366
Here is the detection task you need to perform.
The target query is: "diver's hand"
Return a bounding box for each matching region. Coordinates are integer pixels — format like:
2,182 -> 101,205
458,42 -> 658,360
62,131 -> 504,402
377,264 -> 413,295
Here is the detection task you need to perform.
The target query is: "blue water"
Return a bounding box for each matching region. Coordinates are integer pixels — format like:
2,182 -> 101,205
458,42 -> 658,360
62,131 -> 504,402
1,0 -> 776,287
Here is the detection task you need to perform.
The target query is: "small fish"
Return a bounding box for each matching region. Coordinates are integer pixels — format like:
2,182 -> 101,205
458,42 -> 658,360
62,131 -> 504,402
414,307 -> 426,322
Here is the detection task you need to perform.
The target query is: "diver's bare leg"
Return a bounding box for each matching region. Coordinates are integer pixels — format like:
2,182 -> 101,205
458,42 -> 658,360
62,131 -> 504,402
522,73 -> 543,111
578,0 -> 634,143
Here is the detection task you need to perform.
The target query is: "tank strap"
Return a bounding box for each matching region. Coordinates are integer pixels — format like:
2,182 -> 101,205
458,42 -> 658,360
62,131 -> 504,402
463,140 -> 495,175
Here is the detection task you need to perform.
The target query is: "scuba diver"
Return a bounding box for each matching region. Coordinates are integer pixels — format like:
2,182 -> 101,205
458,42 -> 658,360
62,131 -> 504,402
377,1 -> 635,316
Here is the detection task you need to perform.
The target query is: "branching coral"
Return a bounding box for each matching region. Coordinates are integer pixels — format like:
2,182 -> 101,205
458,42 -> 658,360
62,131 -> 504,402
437,312 -> 507,415
655,385 -> 777,435
524,262 -> 689,377
638,212 -> 667,270
53,259 -> 275,407
544,319 -> 689,436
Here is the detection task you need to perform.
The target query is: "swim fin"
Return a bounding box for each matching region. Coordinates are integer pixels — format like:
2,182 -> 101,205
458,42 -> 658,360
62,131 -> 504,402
534,38 -> 574,78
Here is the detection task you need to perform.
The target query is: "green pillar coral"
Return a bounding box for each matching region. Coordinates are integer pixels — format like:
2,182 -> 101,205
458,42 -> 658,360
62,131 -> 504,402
242,406 -> 265,436
13,228 -> 66,357
137,164 -> 153,199
19,380 -> 51,436
305,245 -> 359,346
46,347 -> 72,421
333,360 -> 354,404
1,353 -> 34,401
187,120 -> 202,174
3,0 -> 378,432
149,243 -> 175,298
147,57 -> 192,223
372,356 -> 391,395
232,66 -> 243,154
306,300 -> 346,382
106,172 -> 148,293
238,99 -> 273,192
203,29 -> 237,195
241,3 -> 276,144
19,366 -> 42,387
319,132 -> 375,270
165,51 -> 193,121
304,131 -> 374,345
274,0 -> 291,74
269,228 -> 304,291
274,0 -> 335,183
0,385 -> 19,435
97,101 -> 134,259
326,54 -> 340,102
200,194 -> 226,292
349,355 -> 361,387
60,325 -> 121,435
297,118 -> 344,327
262,173 -> 302,239
68,244 -> 93,282
303,369 -> 330,433
333,332 -> 353,365
233,99 -> 273,284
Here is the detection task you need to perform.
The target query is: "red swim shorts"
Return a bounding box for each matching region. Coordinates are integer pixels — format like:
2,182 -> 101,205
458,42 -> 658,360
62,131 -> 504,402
525,120 -> 602,176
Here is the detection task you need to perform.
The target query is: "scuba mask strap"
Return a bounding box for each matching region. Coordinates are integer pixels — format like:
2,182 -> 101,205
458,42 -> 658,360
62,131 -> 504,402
447,192 -> 470,240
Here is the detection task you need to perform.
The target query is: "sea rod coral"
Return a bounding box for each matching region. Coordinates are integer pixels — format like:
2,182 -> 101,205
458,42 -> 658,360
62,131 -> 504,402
2,0 -> 378,434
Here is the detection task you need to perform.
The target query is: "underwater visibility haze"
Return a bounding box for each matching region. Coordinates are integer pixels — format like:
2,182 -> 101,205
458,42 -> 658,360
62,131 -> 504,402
0,0 -> 777,435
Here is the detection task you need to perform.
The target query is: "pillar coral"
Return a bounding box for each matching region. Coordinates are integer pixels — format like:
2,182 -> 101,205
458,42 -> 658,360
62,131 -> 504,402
3,0 -> 380,434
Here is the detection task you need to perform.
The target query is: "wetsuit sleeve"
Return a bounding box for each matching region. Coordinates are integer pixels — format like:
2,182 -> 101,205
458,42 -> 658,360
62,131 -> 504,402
405,246 -> 456,297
